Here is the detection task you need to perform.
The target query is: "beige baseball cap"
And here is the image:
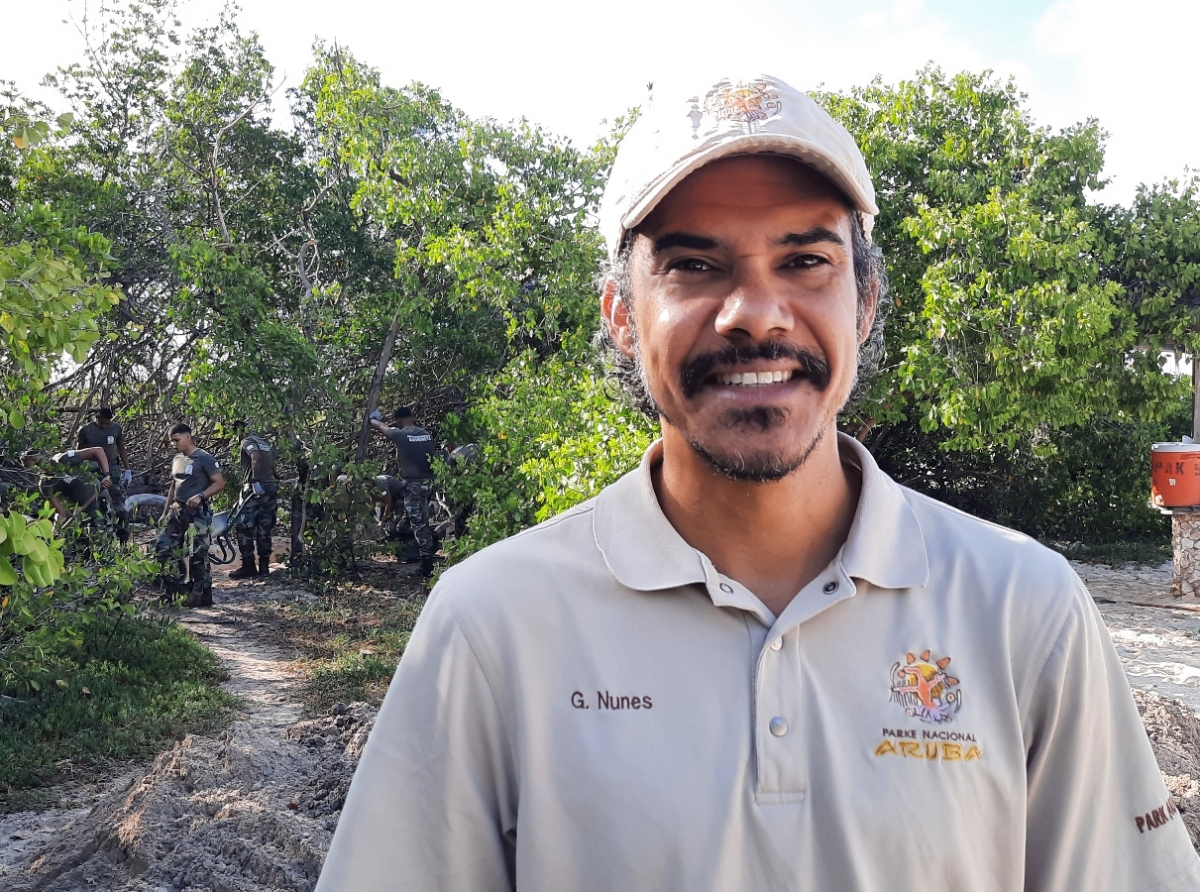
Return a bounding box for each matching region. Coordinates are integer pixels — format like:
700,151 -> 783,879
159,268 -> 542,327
599,74 -> 879,262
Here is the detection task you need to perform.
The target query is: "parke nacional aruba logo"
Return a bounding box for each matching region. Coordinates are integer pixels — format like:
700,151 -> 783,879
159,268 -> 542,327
890,649 -> 961,724
874,650 -> 981,763
702,80 -> 781,133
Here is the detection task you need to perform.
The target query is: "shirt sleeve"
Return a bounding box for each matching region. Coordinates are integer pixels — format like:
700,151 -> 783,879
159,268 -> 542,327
316,587 -> 516,891
1023,579 -> 1200,891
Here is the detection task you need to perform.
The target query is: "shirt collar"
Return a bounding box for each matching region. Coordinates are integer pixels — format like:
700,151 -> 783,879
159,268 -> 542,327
593,433 -> 929,594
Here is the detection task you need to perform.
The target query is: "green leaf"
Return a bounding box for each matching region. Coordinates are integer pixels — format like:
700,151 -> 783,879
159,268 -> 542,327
0,556 -> 16,586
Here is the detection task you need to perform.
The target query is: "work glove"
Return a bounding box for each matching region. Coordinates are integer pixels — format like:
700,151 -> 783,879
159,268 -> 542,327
122,469 -> 132,486
252,481 -> 265,496
369,409 -> 382,421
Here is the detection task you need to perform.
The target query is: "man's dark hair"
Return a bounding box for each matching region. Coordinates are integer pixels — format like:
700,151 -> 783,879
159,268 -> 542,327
96,407 -> 114,420
597,209 -> 890,419
170,423 -> 192,436
394,406 -> 414,420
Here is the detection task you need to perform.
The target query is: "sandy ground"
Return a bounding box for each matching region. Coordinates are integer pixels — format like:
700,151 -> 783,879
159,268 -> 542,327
3,556 -> 1200,889
1074,561 -> 1200,711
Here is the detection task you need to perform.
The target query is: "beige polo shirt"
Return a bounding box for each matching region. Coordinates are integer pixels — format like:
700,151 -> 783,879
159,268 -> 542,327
318,436 -> 1200,891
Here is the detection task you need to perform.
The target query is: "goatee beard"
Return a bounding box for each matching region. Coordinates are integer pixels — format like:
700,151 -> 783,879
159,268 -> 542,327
688,425 -> 826,483
671,340 -> 831,482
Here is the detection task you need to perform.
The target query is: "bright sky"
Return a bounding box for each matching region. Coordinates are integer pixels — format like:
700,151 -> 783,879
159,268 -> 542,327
1,0 -> 1197,204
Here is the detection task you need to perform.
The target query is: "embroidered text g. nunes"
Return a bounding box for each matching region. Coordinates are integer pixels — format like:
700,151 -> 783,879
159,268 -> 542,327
570,691 -> 653,710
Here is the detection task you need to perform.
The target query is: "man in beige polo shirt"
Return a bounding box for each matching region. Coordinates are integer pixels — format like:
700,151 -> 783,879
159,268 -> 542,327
317,75 -> 1200,891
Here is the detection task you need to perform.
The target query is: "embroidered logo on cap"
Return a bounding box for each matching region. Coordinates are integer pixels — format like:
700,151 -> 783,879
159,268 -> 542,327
702,80 -> 781,133
890,650 -> 961,724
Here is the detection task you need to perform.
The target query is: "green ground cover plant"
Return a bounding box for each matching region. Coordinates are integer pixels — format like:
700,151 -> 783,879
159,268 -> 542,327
1053,540 -> 1172,567
0,614 -> 237,810
253,565 -> 426,715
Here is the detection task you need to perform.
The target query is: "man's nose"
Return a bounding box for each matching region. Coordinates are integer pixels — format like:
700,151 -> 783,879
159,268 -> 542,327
713,265 -> 795,341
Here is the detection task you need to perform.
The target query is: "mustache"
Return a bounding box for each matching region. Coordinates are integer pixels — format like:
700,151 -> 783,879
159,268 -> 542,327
680,340 -> 831,398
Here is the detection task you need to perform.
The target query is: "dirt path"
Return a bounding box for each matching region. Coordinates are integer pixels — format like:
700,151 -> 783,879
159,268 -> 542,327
5,557 -> 1200,889
176,579 -> 305,733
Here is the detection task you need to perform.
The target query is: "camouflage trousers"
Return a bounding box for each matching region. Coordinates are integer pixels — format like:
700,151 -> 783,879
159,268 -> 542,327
403,480 -> 435,561
100,479 -> 130,542
236,488 -> 277,560
156,502 -> 212,597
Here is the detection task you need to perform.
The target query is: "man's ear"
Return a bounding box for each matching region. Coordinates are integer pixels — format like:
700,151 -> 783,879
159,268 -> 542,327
601,279 -> 637,358
857,280 -> 879,346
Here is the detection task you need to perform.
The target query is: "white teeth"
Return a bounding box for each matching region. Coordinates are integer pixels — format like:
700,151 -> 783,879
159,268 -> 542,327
716,370 -> 794,386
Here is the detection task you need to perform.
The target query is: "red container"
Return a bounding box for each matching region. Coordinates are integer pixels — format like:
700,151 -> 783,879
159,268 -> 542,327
1151,443 -> 1200,507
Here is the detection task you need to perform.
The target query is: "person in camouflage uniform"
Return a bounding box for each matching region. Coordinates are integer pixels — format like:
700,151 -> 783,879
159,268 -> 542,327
230,429 -> 278,580
77,407 -> 132,542
369,406 -> 438,577
21,446 -> 114,527
156,423 -> 224,607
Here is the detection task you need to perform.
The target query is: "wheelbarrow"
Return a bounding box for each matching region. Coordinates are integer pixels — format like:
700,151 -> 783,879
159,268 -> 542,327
207,494 -> 247,565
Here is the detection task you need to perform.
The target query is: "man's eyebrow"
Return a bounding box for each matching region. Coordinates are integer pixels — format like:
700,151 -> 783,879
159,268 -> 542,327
649,228 -> 849,254
650,232 -> 723,254
776,227 -> 848,250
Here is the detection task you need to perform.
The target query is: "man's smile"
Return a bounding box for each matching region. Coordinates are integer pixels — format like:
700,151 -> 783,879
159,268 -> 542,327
714,368 -> 795,386
681,340 -> 832,399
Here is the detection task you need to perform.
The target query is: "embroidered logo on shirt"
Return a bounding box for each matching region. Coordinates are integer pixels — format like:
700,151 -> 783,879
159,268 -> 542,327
889,650 -> 961,724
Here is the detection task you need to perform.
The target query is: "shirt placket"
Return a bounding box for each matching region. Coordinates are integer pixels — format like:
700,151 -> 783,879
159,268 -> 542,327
752,565 -> 856,804
700,554 -> 858,804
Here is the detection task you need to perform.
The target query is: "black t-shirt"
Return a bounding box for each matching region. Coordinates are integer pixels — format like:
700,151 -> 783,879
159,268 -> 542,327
384,426 -> 436,480
172,449 -> 221,504
39,451 -> 95,498
239,435 -> 276,483
374,475 -> 406,503
77,421 -> 123,467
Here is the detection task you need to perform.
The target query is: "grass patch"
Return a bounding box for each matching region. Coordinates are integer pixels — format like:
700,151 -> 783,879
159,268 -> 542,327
0,616 -> 238,811
253,564 -> 427,715
1051,539 -> 1172,566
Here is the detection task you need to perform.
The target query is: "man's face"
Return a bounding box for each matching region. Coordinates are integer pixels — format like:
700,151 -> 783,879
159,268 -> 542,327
95,415 -> 111,428
169,432 -> 192,454
604,155 -> 875,481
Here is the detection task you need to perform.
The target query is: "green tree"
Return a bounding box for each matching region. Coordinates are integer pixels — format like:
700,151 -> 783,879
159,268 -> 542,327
815,68 -> 1188,543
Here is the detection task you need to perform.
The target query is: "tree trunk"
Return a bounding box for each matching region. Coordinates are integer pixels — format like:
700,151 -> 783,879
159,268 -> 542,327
1193,358 -> 1200,440
356,312 -> 401,462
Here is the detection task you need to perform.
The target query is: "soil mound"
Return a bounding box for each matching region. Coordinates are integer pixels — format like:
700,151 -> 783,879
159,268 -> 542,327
1135,689 -> 1200,847
4,703 -> 376,892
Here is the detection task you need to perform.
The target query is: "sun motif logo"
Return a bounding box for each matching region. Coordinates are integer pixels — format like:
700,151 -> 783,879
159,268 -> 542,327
702,80 -> 782,133
890,650 -> 961,724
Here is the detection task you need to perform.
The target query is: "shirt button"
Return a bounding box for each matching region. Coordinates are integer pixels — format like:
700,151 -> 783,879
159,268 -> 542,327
769,716 -> 788,737
823,581 -> 839,594
769,638 -> 782,652
719,582 -> 734,593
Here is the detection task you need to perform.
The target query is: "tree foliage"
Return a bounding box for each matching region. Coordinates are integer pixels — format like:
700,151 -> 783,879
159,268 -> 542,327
4,5 -> 1200,610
